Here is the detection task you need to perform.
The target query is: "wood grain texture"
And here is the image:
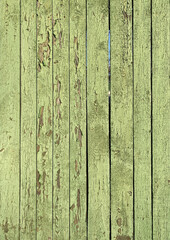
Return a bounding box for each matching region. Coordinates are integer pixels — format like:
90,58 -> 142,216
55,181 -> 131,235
152,0 -> 170,239
70,0 -> 87,239
87,0 -> 110,239
1,1 -> 170,239
110,1 -> 133,239
36,0 -> 53,239
52,0 -> 70,238
20,0 -> 37,239
133,1 -> 152,239
0,0 -> 20,239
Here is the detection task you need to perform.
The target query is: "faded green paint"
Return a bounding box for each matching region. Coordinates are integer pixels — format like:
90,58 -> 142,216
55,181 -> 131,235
20,0 -> 36,239
152,0 -> 170,239
70,0 -> 87,239
36,0 -> 53,239
52,0 -> 70,239
0,1 -> 170,240
133,1 -> 152,240
110,1 -> 133,239
87,0 -> 110,239
0,0 -> 20,239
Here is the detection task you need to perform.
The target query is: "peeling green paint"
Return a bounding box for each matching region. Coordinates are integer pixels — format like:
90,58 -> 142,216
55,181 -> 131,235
0,0 -> 169,239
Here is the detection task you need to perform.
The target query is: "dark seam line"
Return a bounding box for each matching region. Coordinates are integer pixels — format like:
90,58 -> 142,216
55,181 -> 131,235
69,0 -> 71,239
86,0 -> 88,239
132,0 -> 135,239
151,0 -> 153,239
108,0 -> 111,239
36,0 -> 38,238
19,0 -> 21,238
52,0 -> 54,238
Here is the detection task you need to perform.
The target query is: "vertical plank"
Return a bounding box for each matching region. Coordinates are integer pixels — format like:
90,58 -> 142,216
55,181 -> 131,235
70,0 -> 86,238
110,1 -> 133,239
36,0 -> 53,239
152,0 -> 170,239
87,0 -> 110,239
0,0 -> 20,239
52,0 -> 70,238
20,0 -> 37,239
133,1 -> 152,239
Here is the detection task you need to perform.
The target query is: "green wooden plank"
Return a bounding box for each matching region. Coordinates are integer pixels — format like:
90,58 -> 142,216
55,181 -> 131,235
36,0 -> 53,239
110,1 -> 133,239
152,1 -> 170,239
20,0 -> 37,239
0,0 -> 20,239
87,1 -> 110,239
133,1 -> 152,239
52,0 -> 70,238
70,0 -> 87,239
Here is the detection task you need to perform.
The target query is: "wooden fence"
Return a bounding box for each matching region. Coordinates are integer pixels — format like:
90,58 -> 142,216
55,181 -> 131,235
0,0 -> 169,239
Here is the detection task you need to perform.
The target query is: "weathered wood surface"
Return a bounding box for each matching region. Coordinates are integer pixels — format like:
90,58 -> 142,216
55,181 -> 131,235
0,0 -> 20,239
133,1 -> 152,239
87,1 -> 110,239
52,0 -> 70,238
36,0 -> 53,239
110,1 -> 133,239
152,0 -> 170,239
20,0 -> 36,239
70,0 -> 87,239
0,1 -> 169,239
